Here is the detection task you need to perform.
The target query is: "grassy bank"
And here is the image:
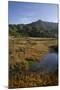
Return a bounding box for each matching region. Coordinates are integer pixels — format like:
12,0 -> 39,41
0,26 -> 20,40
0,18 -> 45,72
9,37 -> 58,88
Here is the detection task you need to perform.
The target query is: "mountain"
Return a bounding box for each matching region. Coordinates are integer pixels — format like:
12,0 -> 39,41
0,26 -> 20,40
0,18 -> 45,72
27,20 -> 58,31
9,20 -> 58,38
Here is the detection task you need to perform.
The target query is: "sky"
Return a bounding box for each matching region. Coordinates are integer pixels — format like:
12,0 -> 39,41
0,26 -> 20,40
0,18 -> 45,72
8,1 -> 58,24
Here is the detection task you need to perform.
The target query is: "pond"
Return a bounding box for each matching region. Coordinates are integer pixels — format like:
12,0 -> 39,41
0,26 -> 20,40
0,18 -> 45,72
28,52 -> 58,73
38,52 -> 58,72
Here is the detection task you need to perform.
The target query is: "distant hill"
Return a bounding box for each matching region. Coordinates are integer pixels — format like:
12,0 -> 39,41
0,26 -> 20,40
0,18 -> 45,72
9,20 -> 58,38
28,20 -> 57,30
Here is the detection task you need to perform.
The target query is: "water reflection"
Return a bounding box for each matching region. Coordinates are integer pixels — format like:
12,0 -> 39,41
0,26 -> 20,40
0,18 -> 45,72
49,45 -> 58,53
38,53 -> 58,72
28,52 -> 58,73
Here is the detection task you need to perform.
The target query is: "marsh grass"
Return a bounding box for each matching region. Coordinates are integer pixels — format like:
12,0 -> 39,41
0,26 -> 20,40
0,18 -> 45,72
9,37 -> 58,88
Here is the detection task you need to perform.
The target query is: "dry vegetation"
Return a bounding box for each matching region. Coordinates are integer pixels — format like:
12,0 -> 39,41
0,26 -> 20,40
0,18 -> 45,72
9,37 -> 58,88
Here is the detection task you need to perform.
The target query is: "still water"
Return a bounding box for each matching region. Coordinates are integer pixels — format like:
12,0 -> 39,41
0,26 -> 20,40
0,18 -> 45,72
38,52 -> 58,72
28,52 -> 58,72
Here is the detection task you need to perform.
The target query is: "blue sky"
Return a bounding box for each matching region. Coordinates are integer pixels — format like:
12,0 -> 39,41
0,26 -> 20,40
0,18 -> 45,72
8,1 -> 58,24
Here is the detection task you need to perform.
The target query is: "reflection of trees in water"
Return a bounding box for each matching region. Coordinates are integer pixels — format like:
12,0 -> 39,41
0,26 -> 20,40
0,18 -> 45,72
49,45 -> 58,53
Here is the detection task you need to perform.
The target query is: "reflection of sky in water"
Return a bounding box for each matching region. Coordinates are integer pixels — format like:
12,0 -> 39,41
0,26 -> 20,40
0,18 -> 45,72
38,53 -> 58,72
28,53 -> 58,72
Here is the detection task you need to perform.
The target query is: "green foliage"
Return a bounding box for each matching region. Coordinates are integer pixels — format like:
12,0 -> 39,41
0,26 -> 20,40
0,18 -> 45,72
9,20 -> 58,38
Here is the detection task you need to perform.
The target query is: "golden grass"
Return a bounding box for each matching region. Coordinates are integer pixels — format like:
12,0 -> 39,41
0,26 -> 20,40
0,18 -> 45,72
9,37 -> 57,62
9,37 -> 58,88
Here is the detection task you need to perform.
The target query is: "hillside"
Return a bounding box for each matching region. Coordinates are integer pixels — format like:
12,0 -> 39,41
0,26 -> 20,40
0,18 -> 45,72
9,20 -> 58,38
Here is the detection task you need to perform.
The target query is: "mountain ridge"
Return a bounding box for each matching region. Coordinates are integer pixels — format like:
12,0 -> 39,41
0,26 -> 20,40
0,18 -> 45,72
9,19 -> 58,38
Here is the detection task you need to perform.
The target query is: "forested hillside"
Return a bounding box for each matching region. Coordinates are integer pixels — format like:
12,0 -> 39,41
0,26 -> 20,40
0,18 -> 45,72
9,20 -> 58,38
